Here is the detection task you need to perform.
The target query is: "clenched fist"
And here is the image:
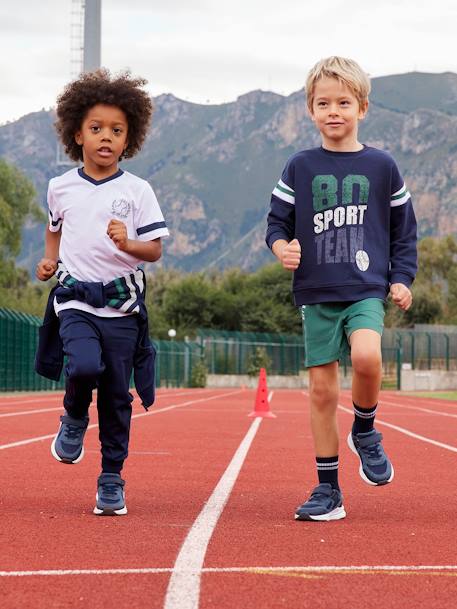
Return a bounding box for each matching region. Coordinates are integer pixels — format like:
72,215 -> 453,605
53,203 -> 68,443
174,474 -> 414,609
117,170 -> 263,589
280,239 -> 301,271
390,283 -> 412,311
107,219 -> 129,251
36,258 -> 58,281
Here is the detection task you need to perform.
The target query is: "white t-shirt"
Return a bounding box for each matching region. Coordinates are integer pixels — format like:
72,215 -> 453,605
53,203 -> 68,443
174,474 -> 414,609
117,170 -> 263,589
48,167 -> 169,317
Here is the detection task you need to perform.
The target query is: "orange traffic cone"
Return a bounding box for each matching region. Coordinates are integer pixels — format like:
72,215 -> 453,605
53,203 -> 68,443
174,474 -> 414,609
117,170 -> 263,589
248,368 -> 276,418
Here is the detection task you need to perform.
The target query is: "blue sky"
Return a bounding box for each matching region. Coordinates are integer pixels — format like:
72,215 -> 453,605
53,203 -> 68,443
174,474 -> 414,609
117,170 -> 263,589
0,0 -> 456,125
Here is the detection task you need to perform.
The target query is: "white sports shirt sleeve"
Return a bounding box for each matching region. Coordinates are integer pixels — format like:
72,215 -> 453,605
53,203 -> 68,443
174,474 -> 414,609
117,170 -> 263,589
134,182 -> 170,241
47,180 -> 63,232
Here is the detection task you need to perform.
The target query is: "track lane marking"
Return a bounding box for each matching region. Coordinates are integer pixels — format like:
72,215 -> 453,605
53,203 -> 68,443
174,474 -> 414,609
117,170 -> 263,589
164,417 -> 263,609
2,565 -> 457,577
0,407 -> 64,418
338,405 -> 457,453
379,398 -> 457,419
0,390 -> 243,451
301,391 -> 457,453
0,389 -> 228,417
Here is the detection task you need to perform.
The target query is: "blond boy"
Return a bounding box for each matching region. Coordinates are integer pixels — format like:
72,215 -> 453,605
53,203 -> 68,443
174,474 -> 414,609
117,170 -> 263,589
266,57 -> 417,520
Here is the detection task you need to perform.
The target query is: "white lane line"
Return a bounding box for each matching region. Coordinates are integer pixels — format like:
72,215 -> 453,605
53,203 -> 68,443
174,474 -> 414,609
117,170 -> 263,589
0,397 -> 64,408
0,390 -> 242,451
164,417 -> 262,609
0,389 -> 225,417
338,405 -> 457,453
0,407 -> 63,418
2,565 -> 457,577
268,391 -> 274,402
379,398 -> 457,419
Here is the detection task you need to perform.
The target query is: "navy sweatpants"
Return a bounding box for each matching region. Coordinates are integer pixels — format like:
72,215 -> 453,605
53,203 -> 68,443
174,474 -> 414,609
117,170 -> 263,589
58,309 -> 139,474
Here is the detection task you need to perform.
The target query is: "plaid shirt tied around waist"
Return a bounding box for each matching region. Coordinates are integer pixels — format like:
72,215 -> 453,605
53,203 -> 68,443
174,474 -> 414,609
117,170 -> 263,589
55,261 -> 144,313
35,262 -> 156,409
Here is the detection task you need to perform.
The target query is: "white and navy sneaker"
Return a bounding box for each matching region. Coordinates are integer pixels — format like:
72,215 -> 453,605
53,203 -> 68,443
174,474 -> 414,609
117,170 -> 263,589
93,473 -> 127,516
348,428 -> 394,486
51,414 -> 89,464
295,483 -> 346,521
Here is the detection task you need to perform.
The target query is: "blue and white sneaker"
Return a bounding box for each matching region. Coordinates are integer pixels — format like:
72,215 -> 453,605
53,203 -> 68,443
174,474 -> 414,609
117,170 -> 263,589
348,428 -> 394,486
93,473 -> 127,516
295,483 -> 346,521
51,414 -> 89,464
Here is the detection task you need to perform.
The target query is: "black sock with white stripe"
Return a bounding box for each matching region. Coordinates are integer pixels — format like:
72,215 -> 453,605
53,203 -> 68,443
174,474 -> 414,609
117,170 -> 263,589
353,402 -> 377,434
316,456 -> 339,490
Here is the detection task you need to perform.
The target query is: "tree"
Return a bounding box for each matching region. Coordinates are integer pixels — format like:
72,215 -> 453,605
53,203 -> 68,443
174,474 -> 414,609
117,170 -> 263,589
0,158 -> 43,263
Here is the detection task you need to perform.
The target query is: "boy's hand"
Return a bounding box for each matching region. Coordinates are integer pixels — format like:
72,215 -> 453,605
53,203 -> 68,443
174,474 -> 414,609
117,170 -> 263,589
36,258 -> 58,281
280,239 -> 301,271
107,219 -> 129,251
390,283 -> 412,311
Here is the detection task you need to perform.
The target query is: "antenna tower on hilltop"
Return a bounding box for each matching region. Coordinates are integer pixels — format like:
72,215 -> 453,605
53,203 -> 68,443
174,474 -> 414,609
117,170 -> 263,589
58,0 -> 102,165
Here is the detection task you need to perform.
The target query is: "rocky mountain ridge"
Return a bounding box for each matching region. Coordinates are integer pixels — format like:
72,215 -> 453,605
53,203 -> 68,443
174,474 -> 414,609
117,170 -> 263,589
1,71 -> 456,273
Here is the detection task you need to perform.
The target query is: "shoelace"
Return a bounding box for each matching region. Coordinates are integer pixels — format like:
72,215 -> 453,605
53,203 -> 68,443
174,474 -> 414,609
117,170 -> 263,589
63,425 -> 85,440
360,442 -> 382,460
100,483 -> 121,497
310,490 -> 331,501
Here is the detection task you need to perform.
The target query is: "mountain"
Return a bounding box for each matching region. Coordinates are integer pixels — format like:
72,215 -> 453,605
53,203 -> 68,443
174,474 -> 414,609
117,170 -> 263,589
1,71 -> 456,273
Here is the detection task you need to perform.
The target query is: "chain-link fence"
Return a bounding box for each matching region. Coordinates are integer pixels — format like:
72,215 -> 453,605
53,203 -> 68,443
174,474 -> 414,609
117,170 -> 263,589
2,307 -> 457,391
197,329 -> 303,376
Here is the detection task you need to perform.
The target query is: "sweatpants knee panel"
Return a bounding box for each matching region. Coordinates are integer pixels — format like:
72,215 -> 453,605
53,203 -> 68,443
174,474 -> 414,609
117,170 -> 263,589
66,359 -> 104,382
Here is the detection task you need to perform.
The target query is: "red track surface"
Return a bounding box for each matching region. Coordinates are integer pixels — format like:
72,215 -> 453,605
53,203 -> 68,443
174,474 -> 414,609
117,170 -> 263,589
1,387 -> 457,609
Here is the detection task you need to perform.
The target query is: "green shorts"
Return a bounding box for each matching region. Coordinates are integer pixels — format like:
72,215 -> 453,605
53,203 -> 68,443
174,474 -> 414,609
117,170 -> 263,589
301,298 -> 385,368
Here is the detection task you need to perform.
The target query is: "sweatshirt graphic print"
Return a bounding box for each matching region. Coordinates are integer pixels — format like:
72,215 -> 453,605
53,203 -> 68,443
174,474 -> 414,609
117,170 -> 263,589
266,146 -> 417,306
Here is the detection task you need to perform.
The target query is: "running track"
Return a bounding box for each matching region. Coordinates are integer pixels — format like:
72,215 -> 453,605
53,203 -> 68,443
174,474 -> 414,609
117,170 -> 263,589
1,387 -> 457,609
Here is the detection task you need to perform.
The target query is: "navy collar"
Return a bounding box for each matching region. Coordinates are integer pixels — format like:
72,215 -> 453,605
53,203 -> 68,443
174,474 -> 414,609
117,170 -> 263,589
78,167 -> 124,185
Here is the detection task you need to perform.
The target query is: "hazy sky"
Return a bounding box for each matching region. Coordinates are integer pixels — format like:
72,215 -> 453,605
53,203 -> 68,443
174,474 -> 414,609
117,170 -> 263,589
1,0 -> 456,125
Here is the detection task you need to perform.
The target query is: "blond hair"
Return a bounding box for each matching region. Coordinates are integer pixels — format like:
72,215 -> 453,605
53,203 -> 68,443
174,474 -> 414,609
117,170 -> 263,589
305,56 -> 370,112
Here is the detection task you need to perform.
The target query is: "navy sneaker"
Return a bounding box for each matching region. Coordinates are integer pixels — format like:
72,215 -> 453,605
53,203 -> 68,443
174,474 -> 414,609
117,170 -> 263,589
348,428 -> 394,486
295,483 -> 346,521
51,414 -> 89,464
93,473 -> 127,516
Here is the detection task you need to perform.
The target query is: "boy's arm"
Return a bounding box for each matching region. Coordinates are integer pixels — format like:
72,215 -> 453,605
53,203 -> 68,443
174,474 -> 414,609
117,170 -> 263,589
389,192 -> 418,288
36,227 -> 60,281
107,219 -> 162,262
272,238 -> 301,271
266,161 -> 296,254
123,237 -> 162,262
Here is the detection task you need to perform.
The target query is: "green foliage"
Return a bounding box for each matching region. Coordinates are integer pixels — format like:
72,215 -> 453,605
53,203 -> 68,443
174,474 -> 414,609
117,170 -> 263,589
246,347 -> 271,377
158,263 -> 300,336
0,158 -> 44,260
385,235 -> 457,328
4,222 -> 457,332
189,359 -> 208,388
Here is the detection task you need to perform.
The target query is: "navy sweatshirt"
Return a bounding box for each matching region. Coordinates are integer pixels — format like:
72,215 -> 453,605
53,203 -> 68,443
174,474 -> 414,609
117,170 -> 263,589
266,146 -> 417,306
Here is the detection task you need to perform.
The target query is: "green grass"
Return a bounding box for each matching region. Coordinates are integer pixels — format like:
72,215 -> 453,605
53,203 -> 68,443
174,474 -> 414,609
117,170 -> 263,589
405,391 -> 457,401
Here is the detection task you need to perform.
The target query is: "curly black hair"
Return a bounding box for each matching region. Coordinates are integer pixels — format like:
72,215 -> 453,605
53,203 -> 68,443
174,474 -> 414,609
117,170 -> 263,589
55,69 -> 153,162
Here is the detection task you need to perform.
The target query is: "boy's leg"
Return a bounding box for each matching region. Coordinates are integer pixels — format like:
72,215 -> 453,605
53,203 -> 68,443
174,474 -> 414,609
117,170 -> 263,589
346,302 -> 393,485
59,310 -> 104,419
295,361 -> 345,521
350,328 -> 382,432
96,316 -> 138,473
52,310 -> 104,463
93,316 -> 138,515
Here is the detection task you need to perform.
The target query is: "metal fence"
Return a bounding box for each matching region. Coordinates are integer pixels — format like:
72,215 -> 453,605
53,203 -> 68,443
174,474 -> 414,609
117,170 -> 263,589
154,339 -> 203,387
0,308 -> 204,391
2,306 -> 457,392
197,329 -> 303,376
0,309 -> 64,392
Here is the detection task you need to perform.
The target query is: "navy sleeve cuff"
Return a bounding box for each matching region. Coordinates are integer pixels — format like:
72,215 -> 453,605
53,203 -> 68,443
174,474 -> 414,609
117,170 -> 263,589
390,272 -> 414,288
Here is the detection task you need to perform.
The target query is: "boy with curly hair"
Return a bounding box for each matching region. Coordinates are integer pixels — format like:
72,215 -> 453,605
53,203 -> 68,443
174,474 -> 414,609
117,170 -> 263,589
35,69 -> 168,515
266,57 -> 417,521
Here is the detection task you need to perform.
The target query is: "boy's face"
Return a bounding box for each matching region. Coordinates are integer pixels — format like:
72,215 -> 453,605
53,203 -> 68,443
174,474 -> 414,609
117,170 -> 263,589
75,104 -> 128,177
309,76 -> 368,151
